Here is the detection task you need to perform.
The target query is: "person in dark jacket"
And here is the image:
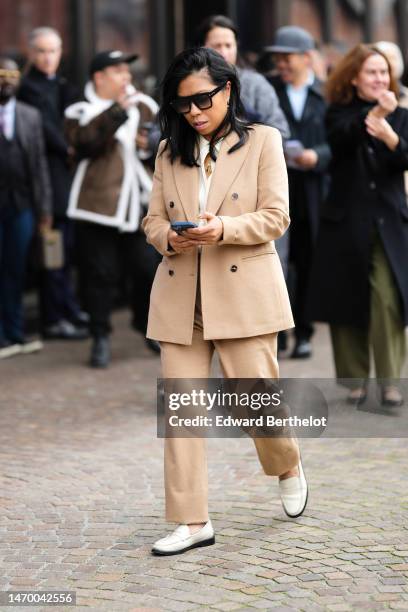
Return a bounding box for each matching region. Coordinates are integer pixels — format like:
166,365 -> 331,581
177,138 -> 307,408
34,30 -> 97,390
308,44 -> 408,407
0,58 -> 51,358
194,14 -> 290,138
265,26 -> 331,359
18,27 -> 87,340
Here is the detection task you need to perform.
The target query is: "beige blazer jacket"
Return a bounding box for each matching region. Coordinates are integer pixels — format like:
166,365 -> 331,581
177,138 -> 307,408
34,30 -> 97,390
142,124 -> 294,345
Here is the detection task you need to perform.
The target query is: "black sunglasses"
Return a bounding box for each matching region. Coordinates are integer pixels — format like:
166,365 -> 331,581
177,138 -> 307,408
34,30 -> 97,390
0,69 -> 20,79
170,83 -> 227,114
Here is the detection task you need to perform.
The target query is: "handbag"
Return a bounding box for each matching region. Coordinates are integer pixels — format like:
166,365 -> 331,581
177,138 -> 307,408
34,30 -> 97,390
40,228 -> 64,270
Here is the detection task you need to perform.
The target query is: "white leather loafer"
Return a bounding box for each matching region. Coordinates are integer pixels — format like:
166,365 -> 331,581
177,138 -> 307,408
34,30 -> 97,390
279,461 -> 308,518
152,520 -> 215,556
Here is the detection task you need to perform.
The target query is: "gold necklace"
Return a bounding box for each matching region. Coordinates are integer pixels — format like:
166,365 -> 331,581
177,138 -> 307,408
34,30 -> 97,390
204,153 -> 212,178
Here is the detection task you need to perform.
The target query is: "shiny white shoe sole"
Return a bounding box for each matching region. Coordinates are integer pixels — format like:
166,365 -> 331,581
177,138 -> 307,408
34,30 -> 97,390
152,534 -> 215,556
152,521 -> 215,556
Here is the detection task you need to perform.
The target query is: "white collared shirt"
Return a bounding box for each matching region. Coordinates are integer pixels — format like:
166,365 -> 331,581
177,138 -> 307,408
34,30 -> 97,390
286,71 -> 315,121
198,135 -> 223,218
0,97 -> 16,140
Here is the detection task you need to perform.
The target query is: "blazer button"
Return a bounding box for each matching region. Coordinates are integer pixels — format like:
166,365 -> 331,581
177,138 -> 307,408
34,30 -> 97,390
369,181 -> 376,190
169,270 -> 174,276
231,192 -> 239,200
169,201 -> 175,208
230,265 -> 238,272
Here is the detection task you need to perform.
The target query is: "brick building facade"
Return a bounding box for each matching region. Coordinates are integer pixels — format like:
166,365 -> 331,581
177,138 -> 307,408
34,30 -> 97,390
1,0 -> 407,90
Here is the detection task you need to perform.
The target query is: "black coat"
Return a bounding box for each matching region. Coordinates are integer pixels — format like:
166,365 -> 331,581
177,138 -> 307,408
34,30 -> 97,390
268,76 -> 331,240
308,96 -> 408,328
13,101 -> 52,218
17,66 -> 78,218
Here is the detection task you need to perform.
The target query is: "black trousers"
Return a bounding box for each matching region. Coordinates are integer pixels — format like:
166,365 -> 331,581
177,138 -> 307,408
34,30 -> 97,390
40,217 -> 81,326
130,229 -> 161,334
288,214 -> 315,342
76,222 -> 160,338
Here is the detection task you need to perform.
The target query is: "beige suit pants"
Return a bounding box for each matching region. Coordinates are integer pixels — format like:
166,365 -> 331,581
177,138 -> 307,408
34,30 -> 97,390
160,284 -> 299,524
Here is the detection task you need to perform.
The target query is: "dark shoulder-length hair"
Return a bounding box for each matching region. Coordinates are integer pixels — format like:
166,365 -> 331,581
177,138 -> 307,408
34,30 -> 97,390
194,14 -> 239,47
326,43 -> 399,105
194,14 -> 247,70
159,47 -> 252,166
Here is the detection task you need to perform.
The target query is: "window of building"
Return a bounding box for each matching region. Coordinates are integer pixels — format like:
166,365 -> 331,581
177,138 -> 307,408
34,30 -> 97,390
95,0 -> 151,90
0,0 -> 70,67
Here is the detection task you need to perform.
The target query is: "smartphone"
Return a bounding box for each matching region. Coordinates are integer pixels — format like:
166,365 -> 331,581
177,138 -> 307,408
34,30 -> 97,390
171,221 -> 198,234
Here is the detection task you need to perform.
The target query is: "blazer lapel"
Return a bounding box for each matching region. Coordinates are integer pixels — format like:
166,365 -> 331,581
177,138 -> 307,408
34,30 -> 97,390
14,102 -> 28,151
280,90 -> 296,124
274,81 -> 295,123
172,156 -> 199,222
206,130 -> 251,214
300,79 -> 322,123
301,90 -> 316,123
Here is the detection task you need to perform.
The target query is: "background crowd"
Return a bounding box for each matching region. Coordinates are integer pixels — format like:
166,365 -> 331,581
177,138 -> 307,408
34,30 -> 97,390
0,16 -> 407,404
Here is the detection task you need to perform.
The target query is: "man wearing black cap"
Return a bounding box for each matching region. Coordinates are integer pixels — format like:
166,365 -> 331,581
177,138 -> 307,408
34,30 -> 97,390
65,50 -> 158,367
265,26 -> 331,359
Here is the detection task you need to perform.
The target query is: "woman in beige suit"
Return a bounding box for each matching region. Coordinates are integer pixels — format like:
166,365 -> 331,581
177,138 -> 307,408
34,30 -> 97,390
143,48 -> 308,555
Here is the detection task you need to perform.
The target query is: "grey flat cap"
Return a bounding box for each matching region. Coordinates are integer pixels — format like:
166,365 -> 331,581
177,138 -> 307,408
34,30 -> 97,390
265,26 -> 315,54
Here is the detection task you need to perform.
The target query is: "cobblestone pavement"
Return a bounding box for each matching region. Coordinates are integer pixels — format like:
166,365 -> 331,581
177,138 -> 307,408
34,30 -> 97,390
0,312 -> 407,611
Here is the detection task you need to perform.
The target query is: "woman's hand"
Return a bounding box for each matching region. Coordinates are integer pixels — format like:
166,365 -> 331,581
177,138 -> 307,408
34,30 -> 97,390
293,149 -> 318,169
117,90 -> 134,111
184,212 -> 224,245
365,114 -> 399,150
38,215 -> 53,233
371,91 -> 398,118
167,229 -> 197,254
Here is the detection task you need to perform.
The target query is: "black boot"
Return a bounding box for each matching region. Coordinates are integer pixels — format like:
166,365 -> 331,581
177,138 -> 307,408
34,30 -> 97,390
90,335 -> 111,368
145,338 -> 161,354
290,339 -> 312,359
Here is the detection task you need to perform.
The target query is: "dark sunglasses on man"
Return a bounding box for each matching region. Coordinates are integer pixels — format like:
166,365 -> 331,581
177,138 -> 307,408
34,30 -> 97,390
170,83 -> 227,115
0,69 -> 20,81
